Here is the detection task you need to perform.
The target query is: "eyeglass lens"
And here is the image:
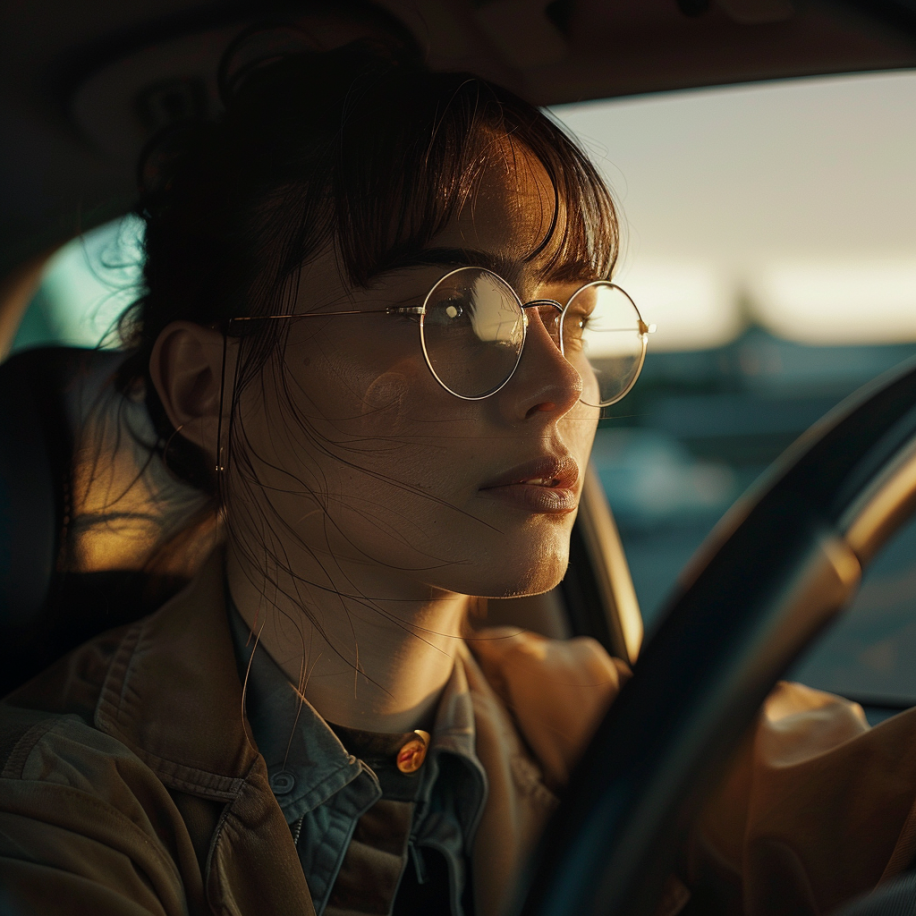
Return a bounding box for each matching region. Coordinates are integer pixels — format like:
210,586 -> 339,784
562,282 -> 646,408
420,267 -> 647,405
421,270 -> 526,399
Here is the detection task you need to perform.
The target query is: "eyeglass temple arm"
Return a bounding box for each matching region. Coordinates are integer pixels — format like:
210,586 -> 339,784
222,306 -> 426,331
522,300 -> 656,341
225,308 -> 656,335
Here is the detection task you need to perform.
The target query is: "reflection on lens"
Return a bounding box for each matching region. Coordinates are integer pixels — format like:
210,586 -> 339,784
421,268 -> 524,398
562,283 -> 647,407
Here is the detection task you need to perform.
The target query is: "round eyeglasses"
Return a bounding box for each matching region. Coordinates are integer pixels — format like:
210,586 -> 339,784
228,266 -> 654,408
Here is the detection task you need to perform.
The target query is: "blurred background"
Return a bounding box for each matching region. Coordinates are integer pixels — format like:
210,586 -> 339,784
13,68 -> 916,710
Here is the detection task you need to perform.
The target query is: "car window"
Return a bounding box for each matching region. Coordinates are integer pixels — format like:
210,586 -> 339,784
551,70 -> 916,706
791,514 -> 916,711
11,215 -> 143,353
14,71 -> 916,709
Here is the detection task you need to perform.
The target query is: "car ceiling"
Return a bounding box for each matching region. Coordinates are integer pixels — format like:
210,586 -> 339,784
1,0 -> 915,281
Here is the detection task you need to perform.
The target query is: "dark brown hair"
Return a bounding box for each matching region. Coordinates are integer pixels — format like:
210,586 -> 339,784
117,36 -> 619,602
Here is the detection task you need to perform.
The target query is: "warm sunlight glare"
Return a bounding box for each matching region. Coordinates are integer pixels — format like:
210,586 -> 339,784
612,260 -> 739,351
752,262 -> 916,345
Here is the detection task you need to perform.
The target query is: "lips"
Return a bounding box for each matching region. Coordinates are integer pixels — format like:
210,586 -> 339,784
479,455 -> 580,513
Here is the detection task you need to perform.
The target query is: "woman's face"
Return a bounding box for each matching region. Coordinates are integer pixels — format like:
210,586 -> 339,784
232,150 -> 602,601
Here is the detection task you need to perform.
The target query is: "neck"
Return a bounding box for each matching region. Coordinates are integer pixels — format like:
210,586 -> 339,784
226,542 -> 470,734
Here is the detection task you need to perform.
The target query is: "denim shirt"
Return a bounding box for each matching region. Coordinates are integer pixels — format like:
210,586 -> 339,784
228,602 -> 488,916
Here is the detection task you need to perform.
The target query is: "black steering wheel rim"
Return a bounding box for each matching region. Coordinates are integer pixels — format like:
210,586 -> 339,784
512,354 -> 916,916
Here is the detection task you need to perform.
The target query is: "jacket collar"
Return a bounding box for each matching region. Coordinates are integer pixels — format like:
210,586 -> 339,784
226,597 -> 366,816
94,551 -> 317,916
95,550 -> 256,797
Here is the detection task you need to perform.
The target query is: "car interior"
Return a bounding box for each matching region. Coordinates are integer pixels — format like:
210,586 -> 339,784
3,1 -> 916,914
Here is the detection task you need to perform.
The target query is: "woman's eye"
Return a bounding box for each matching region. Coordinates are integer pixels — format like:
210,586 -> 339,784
564,307 -> 593,342
431,297 -> 471,321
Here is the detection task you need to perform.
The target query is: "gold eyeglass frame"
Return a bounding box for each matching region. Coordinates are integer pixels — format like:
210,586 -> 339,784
225,266 -> 655,407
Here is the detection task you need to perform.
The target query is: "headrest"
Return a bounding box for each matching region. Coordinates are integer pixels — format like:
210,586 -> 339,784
0,347 -> 90,624
0,346 -> 210,693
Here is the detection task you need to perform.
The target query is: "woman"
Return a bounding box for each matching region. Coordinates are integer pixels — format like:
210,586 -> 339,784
2,35 -> 915,916
0,37 -> 637,916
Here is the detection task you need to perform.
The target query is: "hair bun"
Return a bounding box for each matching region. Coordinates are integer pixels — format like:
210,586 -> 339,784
217,23 -> 329,107
218,23 -> 421,108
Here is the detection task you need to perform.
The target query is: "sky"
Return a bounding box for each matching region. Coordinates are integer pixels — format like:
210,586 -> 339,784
552,69 -> 916,349
33,67 -> 916,353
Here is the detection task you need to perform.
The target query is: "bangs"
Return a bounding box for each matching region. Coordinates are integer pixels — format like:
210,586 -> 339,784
331,65 -> 619,287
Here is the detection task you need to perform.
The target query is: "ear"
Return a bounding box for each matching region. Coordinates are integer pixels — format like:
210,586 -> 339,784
149,321 -> 228,462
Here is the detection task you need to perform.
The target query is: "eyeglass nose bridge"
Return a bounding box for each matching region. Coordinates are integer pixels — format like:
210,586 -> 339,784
521,299 -> 564,352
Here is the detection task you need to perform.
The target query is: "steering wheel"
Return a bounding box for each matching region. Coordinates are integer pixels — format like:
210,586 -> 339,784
511,355 -> 916,916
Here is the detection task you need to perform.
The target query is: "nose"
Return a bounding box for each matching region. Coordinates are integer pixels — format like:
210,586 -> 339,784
524,300 -> 563,349
501,302 -> 583,421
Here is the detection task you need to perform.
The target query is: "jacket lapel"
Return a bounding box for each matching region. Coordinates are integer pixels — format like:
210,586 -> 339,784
464,628 -> 629,916
461,645 -> 559,916
208,757 -> 317,916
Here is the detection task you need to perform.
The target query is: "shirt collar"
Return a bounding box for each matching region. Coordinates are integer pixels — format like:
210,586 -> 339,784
423,652 -> 489,845
227,600 -> 365,814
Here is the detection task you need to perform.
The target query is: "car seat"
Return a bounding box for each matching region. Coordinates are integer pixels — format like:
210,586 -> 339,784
0,346 -> 209,695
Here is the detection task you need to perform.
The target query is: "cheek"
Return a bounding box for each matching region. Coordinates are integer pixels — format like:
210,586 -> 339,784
561,399 -> 600,467
293,347 -> 461,487
348,367 -> 470,495
360,371 -> 410,435
273,357 -> 475,558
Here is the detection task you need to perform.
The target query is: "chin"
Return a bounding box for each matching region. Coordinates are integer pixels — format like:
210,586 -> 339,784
456,547 -> 570,600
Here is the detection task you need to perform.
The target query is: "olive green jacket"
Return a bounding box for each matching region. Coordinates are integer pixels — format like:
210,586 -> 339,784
0,554 -> 623,916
